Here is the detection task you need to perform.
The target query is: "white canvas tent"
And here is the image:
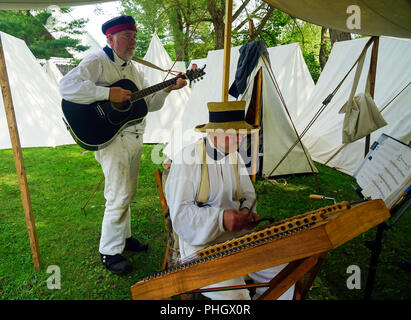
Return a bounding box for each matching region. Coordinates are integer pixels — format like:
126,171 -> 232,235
164,42 -> 317,177
0,31 -> 74,149
296,36 -> 411,176
266,43 -> 315,121
37,57 -> 64,86
141,34 -> 191,144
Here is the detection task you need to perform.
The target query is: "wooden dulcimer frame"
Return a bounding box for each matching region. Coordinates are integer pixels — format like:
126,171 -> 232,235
130,199 -> 390,300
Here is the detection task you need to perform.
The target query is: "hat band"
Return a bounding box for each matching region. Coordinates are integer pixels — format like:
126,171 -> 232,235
209,110 -> 244,123
105,23 -> 137,35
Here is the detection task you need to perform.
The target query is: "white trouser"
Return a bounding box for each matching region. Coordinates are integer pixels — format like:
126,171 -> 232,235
95,132 -> 143,255
201,263 -> 295,300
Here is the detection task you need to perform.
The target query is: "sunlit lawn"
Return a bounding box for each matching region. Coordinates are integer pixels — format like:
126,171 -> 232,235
0,144 -> 410,300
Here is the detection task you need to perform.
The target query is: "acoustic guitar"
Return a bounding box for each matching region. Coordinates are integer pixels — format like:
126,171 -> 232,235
61,66 -> 206,151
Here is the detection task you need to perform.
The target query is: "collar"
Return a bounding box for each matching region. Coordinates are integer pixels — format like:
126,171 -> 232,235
205,136 -> 231,161
103,45 -> 130,67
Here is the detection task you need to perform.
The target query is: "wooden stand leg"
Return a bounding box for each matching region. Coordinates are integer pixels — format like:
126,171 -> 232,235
258,255 -> 321,300
297,252 -> 327,300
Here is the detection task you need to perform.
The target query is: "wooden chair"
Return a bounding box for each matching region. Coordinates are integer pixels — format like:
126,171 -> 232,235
153,168 -> 327,300
154,168 -> 205,300
154,168 -> 177,271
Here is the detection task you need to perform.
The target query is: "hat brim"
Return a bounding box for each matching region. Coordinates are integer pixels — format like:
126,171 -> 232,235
195,121 -> 260,133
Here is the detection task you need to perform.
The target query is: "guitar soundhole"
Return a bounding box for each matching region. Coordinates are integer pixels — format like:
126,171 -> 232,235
111,101 -> 131,111
107,108 -> 133,125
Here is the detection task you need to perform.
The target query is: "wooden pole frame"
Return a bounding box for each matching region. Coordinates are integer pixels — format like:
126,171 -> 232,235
0,33 -> 41,270
222,0 -> 233,102
251,69 -> 262,182
364,36 -> 379,157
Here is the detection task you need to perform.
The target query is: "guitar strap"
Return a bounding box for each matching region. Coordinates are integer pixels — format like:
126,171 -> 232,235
103,45 -> 180,75
132,57 -> 180,75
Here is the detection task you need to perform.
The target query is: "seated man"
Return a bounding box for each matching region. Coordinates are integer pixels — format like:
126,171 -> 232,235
165,101 -> 294,300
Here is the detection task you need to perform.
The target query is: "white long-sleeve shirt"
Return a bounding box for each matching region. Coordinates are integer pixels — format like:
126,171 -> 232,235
164,137 -> 256,259
59,46 -> 169,133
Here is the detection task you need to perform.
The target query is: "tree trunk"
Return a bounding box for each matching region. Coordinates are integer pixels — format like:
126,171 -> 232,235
329,28 -> 351,47
207,0 -> 225,50
319,27 -> 328,70
169,7 -> 186,61
256,6 -> 275,35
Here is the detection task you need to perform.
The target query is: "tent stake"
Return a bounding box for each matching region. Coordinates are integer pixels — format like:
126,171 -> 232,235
0,34 -> 41,270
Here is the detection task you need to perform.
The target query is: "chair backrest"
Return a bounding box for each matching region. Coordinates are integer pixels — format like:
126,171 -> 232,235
154,169 -> 180,269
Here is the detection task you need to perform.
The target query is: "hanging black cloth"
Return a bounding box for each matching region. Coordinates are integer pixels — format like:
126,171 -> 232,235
228,40 -> 268,99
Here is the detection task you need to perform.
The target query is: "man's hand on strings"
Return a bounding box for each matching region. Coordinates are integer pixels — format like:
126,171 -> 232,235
240,207 -> 260,230
164,72 -> 187,93
223,208 -> 259,232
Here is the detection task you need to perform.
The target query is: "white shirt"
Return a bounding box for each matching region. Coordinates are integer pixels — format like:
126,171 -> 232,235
59,47 -> 169,133
165,137 -> 256,259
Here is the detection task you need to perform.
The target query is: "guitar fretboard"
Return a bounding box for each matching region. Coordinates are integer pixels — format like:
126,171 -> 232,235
130,76 -> 181,102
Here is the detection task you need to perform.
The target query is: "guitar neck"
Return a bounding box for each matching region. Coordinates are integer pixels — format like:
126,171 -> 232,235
131,76 -> 182,102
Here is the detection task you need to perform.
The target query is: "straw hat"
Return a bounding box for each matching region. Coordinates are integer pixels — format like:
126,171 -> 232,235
195,101 -> 260,134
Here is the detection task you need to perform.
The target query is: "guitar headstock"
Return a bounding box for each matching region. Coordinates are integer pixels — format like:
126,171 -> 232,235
184,64 -> 206,86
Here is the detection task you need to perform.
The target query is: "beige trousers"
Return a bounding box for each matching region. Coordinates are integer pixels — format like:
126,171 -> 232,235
95,132 -> 143,255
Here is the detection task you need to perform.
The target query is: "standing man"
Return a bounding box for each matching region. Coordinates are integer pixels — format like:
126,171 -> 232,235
59,15 -> 186,274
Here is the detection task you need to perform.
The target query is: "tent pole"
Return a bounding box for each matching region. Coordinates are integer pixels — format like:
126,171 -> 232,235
222,0 -> 233,102
364,36 -> 379,157
251,69 -> 262,182
0,34 -> 41,270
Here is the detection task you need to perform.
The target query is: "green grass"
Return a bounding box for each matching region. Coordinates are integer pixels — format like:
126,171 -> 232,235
0,144 -> 410,300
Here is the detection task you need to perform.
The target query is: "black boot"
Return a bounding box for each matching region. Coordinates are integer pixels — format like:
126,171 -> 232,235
400,259 -> 411,272
101,253 -> 132,274
125,237 -> 149,252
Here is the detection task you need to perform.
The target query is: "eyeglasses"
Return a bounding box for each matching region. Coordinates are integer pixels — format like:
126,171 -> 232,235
118,34 -> 138,41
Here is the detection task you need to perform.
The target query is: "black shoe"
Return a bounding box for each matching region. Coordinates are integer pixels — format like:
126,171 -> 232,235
125,237 -> 149,252
400,259 -> 411,272
100,253 -> 132,274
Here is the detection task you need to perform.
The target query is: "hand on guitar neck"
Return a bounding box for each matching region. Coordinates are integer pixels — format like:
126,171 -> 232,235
163,72 -> 187,93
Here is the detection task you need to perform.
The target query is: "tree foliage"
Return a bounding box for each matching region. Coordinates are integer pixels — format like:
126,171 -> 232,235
122,0 -> 217,61
121,0 -> 334,82
0,9 -> 89,59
